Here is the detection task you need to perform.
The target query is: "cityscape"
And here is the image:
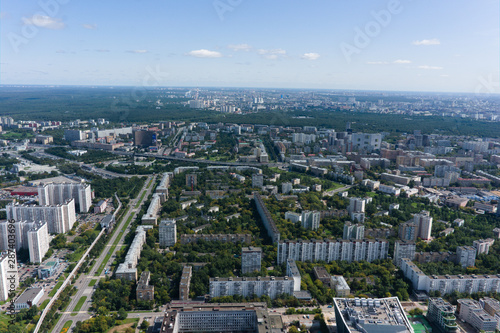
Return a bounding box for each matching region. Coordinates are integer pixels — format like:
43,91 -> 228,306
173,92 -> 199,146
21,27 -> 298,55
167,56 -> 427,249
0,1 -> 499,333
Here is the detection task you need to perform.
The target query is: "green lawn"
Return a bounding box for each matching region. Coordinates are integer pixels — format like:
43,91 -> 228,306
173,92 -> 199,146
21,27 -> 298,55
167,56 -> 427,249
72,296 -> 87,315
0,311 -> 11,327
106,318 -> 139,332
61,320 -> 73,332
49,281 -> 63,297
40,299 -> 50,310
88,279 -> 97,287
135,191 -> 147,209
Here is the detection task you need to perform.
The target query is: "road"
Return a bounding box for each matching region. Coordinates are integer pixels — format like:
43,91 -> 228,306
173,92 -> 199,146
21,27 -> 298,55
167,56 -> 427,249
49,175 -> 156,333
33,228 -> 106,333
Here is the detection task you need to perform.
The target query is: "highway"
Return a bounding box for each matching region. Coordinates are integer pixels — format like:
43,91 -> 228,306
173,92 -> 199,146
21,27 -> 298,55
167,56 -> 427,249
49,175 -> 156,333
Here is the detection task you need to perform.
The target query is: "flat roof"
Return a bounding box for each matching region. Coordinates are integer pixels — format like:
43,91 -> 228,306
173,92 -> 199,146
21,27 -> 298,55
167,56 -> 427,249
334,297 -> 414,333
15,288 -> 43,304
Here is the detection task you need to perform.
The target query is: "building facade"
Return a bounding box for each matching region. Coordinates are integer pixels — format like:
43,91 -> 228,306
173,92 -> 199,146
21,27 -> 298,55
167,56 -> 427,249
241,247 -> 262,274
427,298 -> 458,333
0,252 -> 18,301
277,239 -> 389,264
301,211 -> 320,230
38,182 -> 92,213
27,222 -> 49,263
210,276 -> 294,299
394,240 -> 416,267
159,219 -> 177,247
7,199 -> 76,234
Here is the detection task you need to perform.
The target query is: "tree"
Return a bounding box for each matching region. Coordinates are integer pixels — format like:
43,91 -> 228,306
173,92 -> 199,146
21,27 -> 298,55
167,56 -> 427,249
140,320 -> 149,330
117,307 -> 128,320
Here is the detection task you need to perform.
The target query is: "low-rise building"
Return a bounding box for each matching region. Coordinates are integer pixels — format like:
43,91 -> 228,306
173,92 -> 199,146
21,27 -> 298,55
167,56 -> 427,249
179,266 -> 192,301
136,271 -> 154,302
334,297 -> 414,333
14,288 -> 44,310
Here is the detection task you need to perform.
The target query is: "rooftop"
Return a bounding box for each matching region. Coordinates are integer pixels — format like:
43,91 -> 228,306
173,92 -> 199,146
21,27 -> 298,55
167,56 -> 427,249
334,297 -> 414,333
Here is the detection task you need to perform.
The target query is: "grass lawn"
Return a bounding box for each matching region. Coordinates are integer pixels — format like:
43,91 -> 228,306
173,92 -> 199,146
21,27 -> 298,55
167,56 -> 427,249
60,320 -> 73,333
72,296 -> 87,313
40,299 -> 50,310
0,311 -> 12,327
49,281 -> 63,297
88,279 -> 97,287
107,318 -> 139,333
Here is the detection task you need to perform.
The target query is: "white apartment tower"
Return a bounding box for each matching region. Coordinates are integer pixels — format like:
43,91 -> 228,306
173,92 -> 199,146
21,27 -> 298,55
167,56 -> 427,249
0,252 -> 19,301
393,240 -> 416,267
343,222 -> 365,240
159,219 -> 177,247
28,222 -> 49,263
301,211 -> 320,230
38,182 -> 92,213
7,199 -> 76,234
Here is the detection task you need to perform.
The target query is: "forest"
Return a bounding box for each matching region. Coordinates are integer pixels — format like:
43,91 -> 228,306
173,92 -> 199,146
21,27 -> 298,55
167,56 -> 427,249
0,86 -> 499,137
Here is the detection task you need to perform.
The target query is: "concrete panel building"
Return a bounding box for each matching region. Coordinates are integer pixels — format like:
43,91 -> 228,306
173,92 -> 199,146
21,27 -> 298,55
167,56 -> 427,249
241,247 -> 262,274
277,238 -> 389,264
38,182 -> 92,213
159,219 -> 176,247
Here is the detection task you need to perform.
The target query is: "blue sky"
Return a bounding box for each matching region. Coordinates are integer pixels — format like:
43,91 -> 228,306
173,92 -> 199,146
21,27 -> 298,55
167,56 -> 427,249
1,0 -> 499,92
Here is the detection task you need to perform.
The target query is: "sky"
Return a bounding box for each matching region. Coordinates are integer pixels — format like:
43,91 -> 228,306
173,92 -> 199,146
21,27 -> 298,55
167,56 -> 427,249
0,0 -> 499,93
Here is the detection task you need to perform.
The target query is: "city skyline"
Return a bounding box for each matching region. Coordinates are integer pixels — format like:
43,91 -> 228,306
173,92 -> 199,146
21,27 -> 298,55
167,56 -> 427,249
1,0 -> 499,93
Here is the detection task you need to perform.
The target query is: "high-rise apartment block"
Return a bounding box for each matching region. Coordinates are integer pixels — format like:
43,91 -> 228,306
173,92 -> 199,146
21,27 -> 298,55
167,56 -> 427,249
27,222 -> 49,263
414,211 -> 433,240
7,200 -> 76,234
277,239 -> 388,264
456,246 -> 476,267
0,252 -> 19,301
210,276 -> 294,300
159,219 -> 177,247
394,240 -> 416,267
399,221 -> 417,241
241,247 -> 262,274
38,182 -> 92,213
301,211 -> 320,230
343,222 -> 365,240
252,174 -> 264,188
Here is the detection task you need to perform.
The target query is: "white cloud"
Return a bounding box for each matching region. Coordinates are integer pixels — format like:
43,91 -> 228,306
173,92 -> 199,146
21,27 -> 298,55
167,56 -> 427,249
187,49 -> 223,58
418,65 -> 443,70
22,15 -> 65,30
366,61 -> 389,65
413,38 -> 440,46
257,48 -> 287,59
301,53 -> 320,61
82,24 -> 97,30
393,59 -> 411,64
228,44 -> 252,52
127,50 -> 148,54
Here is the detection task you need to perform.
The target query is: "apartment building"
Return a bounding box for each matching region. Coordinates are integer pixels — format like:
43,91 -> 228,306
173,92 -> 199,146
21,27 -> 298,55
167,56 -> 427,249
277,239 -> 389,264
